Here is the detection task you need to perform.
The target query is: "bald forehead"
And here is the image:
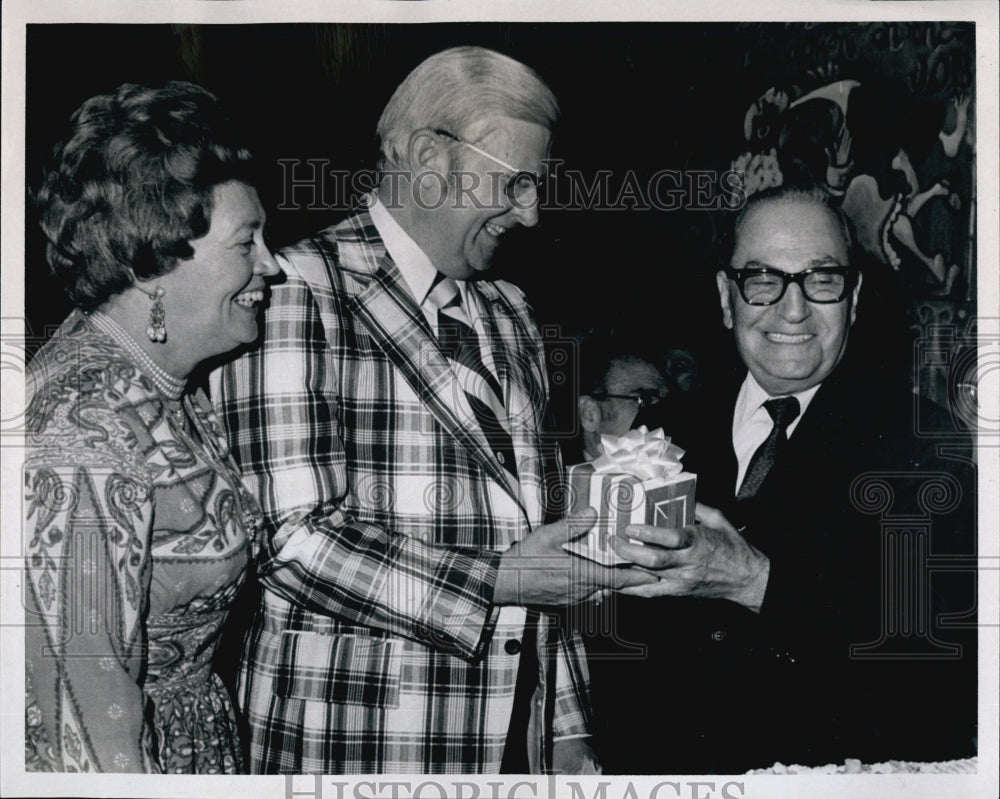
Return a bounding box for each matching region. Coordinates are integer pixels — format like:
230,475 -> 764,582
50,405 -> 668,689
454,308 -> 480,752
732,196 -> 850,269
734,194 -> 851,255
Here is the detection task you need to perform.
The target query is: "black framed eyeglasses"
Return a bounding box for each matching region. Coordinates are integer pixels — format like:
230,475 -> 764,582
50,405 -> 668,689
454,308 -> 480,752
590,388 -> 667,409
724,265 -> 858,306
434,129 -> 543,206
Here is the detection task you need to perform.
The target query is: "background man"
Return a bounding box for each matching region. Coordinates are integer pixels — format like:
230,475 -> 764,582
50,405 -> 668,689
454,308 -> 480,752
585,185 -> 977,773
214,46 -> 655,775
561,333 -> 667,465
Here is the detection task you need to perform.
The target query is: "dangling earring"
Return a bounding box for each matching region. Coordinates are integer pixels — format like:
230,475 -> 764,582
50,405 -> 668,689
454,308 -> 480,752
137,285 -> 166,342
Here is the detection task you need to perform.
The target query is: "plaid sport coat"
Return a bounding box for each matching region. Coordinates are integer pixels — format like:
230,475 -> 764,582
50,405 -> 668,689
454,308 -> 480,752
214,208 -> 591,774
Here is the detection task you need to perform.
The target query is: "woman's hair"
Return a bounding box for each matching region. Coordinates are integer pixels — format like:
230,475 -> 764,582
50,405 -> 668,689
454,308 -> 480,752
376,46 -> 559,171
36,81 -> 254,310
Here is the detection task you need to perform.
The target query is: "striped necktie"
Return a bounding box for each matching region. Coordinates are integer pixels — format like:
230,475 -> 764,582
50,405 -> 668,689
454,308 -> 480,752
425,274 -> 518,478
736,396 -> 800,501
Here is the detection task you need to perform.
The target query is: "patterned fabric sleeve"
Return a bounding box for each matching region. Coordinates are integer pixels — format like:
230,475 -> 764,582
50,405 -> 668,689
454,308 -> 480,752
531,322 -> 593,745
24,449 -> 159,773
215,264 -> 502,662
551,624 -> 593,740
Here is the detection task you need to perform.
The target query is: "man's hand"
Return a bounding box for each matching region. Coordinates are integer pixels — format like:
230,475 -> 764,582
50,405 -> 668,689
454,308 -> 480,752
494,508 -> 658,606
612,503 -> 770,611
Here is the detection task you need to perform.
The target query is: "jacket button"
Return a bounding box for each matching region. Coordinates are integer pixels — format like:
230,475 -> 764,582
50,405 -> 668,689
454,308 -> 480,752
496,451 -> 506,464
505,639 -> 521,655
710,629 -> 726,642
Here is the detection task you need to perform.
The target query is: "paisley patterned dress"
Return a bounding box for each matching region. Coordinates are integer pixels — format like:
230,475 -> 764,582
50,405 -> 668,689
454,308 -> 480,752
24,310 -> 261,773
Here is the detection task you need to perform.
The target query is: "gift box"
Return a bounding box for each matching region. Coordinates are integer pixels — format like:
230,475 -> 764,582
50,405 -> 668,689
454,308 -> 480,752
562,426 -> 697,565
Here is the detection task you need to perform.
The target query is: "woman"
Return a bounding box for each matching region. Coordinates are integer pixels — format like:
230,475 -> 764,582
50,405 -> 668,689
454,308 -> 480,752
24,81 -> 280,773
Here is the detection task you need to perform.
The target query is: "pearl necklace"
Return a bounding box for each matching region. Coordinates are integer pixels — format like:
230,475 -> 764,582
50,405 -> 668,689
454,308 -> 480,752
89,311 -> 188,400
88,311 -> 262,549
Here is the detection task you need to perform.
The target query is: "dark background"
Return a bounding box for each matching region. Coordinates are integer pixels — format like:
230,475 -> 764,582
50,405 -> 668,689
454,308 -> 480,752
24,22 -> 977,405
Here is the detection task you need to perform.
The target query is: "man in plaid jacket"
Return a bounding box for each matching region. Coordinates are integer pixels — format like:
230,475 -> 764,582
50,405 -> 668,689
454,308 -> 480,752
214,46 -> 656,775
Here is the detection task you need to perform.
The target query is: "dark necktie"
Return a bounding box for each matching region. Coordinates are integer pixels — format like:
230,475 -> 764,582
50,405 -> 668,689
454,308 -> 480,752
425,274 -> 518,478
736,396 -> 800,501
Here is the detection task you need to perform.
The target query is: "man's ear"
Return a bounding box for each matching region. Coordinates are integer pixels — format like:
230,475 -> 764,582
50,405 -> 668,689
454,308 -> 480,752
849,270 -> 863,325
407,129 -> 453,206
407,128 -> 451,174
578,396 -> 602,433
716,270 -> 734,330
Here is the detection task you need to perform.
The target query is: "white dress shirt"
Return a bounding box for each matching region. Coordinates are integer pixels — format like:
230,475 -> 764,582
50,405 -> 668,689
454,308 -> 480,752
731,372 -> 821,493
366,193 -> 501,380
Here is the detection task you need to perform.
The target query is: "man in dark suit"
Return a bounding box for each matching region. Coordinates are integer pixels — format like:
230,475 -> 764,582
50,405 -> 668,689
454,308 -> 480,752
582,185 -> 977,773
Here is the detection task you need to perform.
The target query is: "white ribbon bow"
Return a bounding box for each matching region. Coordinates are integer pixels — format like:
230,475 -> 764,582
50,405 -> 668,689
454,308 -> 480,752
591,425 -> 686,482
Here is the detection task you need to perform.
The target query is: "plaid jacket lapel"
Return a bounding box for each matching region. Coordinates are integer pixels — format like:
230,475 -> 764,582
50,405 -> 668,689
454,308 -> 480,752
347,250 -> 524,505
473,284 -> 542,424
472,282 -> 552,527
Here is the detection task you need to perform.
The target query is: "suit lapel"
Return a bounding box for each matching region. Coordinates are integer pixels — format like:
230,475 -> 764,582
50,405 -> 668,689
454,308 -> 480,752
716,389 -> 742,520
346,247 -> 523,505
690,387 -> 741,514
472,282 -> 548,522
470,283 -> 538,425
738,376 -> 854,541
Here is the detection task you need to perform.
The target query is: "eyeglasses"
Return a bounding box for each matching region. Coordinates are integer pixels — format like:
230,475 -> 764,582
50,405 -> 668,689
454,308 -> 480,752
724,265 -> 858,306
590,388 -> 667,409
434,129 -> 543,207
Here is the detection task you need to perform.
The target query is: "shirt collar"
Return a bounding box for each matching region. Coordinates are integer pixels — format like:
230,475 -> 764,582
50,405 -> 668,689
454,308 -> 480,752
366,193 -> 468,308
736,371 -> 821,429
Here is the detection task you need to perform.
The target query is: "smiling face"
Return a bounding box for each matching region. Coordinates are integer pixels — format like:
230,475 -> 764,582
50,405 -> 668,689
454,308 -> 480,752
159,180 -> 280,366
717,197 -> 861,395
419,117 -> 551,280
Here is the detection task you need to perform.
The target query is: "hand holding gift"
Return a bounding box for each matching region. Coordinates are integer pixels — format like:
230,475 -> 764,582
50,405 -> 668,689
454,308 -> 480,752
563,426 -> 697,566
612,502 -> 771,612
496,507 -> 659,606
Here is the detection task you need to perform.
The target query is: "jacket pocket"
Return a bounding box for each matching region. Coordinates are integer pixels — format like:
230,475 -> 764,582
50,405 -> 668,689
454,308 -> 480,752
274,631 -> 402,708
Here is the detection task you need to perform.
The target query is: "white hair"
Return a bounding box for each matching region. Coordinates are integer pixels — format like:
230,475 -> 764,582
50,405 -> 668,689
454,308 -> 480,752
376,46 -> 558,171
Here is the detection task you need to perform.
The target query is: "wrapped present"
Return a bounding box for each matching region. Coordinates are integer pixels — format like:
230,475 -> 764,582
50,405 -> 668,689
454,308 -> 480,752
563,426 -> 697,565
